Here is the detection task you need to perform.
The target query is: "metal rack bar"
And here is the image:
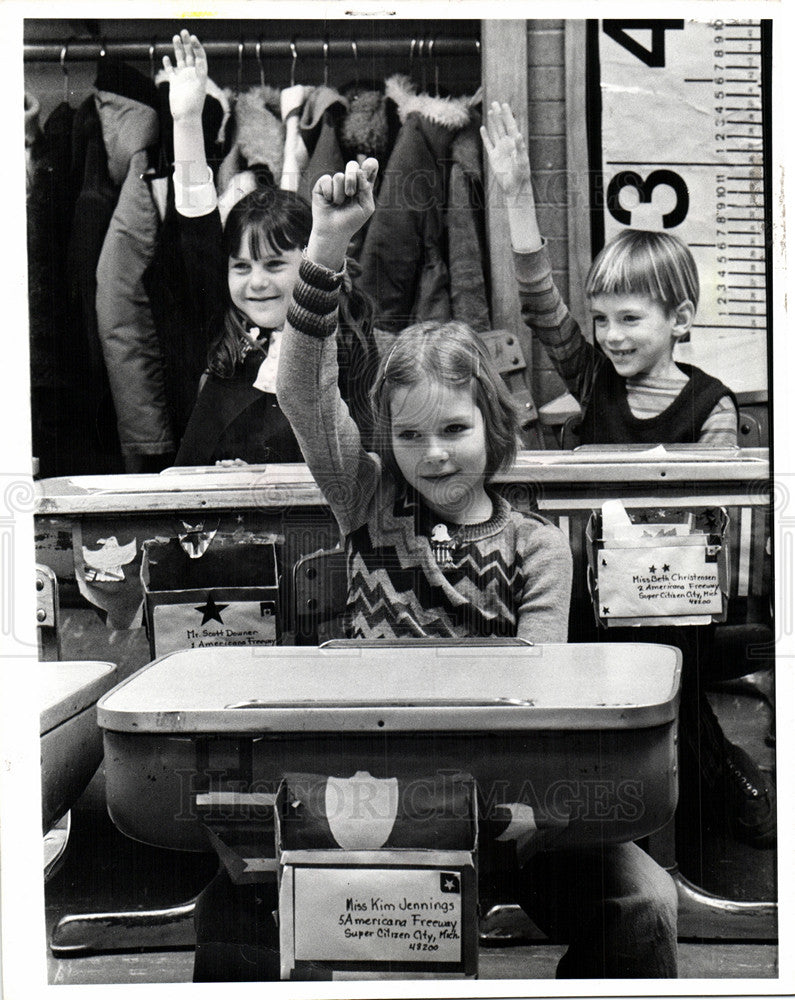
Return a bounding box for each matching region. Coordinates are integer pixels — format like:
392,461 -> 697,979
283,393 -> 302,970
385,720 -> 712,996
24,37 -> 481,62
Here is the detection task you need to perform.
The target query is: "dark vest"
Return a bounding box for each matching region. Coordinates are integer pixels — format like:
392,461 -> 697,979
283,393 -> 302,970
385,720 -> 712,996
579,361 -> 736,445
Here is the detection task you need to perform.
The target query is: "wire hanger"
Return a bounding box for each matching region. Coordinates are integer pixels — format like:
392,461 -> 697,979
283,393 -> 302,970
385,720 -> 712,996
60,43 -> 70,105
429,37 -> 439,96
236,40 -> 244,96
351,38 -> 359,87
256,39 -> 265,88
290,39 -> 298,87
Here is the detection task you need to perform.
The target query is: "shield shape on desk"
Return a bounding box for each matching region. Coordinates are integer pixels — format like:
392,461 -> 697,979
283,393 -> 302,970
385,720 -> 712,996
325,772 -> 399,849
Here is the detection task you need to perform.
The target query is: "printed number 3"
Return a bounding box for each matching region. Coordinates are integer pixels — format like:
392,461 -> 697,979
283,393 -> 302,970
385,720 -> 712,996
607,170 -> 689,229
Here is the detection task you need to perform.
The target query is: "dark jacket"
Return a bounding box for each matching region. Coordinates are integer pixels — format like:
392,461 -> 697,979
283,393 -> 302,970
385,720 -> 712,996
358,77 -> 481,333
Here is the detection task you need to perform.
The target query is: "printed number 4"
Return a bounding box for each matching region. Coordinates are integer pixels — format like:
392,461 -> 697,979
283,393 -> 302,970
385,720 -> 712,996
602,20 -> 685,68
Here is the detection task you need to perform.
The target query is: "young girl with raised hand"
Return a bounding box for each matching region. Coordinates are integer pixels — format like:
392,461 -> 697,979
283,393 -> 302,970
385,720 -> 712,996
481,101 -> 738,447
275,161 -> 679,980
162,30 -> 377,466
277,157 -> 572,641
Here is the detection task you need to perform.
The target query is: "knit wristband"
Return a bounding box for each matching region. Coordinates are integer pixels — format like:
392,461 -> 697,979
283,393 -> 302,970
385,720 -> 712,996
286,300 -> 338,339
286,253 -> 345,339
299,250 -> 346,292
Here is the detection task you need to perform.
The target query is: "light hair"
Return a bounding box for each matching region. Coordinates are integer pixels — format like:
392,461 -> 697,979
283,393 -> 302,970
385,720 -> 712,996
369,321 -> 521,481
585,230 -> 699,313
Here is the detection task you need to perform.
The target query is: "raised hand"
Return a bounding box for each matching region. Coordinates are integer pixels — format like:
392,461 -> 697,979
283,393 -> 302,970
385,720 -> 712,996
480,101 -> 533,202
306,158 -> 379,270
162,30 -> 207,121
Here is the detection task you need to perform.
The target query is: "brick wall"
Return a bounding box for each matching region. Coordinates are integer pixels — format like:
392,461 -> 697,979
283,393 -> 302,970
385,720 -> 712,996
526,19 -> 569,407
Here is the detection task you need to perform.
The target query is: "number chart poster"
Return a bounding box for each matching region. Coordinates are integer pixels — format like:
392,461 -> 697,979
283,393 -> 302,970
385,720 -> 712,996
586,19 -> 771,395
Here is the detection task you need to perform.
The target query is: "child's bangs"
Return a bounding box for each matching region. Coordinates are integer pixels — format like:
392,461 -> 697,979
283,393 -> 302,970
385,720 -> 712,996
237,222 -> 297,261
587,240 -> 667,303
586,231 -> 699,310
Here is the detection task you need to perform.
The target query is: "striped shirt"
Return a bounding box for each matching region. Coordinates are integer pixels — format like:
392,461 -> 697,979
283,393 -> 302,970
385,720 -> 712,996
514,246 -> 738,446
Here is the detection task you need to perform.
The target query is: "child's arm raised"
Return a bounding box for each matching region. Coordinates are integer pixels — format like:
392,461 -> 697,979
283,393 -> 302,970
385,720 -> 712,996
277,160 -> 381,536
162,31 -> 215,214
481,102 -> 542,253
482,101 -> 599,409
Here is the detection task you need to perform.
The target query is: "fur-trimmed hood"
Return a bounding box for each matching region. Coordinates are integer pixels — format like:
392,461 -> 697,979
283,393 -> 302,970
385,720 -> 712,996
218,84 -> 284,195
385,74 -> 480,129
339,84 -> 399,162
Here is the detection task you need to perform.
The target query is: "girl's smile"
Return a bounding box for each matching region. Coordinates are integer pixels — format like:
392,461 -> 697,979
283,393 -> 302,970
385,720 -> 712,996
389,378 -> 492,523
228,247 -> 302,330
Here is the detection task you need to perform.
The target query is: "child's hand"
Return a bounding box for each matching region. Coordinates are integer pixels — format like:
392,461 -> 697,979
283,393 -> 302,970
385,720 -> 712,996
480,101 -> 533,202
306,158 -> 379,270
162,30 -> 207,121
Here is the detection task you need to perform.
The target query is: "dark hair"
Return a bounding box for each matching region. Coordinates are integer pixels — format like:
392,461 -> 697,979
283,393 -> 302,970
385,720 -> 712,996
586,229 -> 700,313
208,186 -> 312,378
208,185 -> 379,438
369,320 -> 521,481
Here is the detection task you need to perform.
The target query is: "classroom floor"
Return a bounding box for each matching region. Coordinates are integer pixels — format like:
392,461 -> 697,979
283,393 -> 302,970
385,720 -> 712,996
43,610 -> 778,984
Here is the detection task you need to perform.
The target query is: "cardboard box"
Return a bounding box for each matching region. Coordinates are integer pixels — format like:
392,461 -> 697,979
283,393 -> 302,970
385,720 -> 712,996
140,534 -> 280,658
275,772 -> 478,979
586,506 -> 729,626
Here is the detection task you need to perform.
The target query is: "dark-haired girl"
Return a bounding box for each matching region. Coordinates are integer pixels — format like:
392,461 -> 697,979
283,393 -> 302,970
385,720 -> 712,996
164,31 -> 377,466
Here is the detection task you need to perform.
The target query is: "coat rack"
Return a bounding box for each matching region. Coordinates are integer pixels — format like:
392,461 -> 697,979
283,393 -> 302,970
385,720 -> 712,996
24,37 -> 481,62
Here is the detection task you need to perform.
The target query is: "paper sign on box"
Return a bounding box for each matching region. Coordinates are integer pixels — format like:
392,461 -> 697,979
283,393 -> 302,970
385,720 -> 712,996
151,599 -> 277,657
598,544 -> 721,618
292,866 -> 465,963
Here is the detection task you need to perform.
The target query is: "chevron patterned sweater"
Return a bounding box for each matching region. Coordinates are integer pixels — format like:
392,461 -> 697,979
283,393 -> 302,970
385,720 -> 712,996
278,256 -> 572,642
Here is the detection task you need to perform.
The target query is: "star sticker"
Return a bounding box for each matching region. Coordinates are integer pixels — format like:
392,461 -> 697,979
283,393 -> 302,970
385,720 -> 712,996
663,563 -> 670,573
602,606 -> 610,615
649,565 -> 657,574
195,594 -> 229,625
444,877 -> 456,890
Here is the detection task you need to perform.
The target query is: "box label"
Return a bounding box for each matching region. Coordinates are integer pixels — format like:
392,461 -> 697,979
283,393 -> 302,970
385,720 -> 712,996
152,599 -> 277,656
293,867 -> 465,964
598,544 -> 721,618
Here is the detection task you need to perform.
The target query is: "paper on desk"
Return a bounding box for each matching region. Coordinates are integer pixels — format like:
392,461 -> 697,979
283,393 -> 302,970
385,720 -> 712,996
601,500 -> 694,542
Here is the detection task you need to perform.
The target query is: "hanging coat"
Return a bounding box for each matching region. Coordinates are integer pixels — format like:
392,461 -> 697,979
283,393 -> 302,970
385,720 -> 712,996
57,94 -> 125,474
358,75 -> 478,332
93,58 -> 174,463
27,96 -> 75,476
448,119 -> 491,333
297,86 -> 348,203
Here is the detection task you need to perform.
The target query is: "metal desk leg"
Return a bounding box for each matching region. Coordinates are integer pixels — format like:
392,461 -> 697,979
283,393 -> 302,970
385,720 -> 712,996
44,812 -> 71,883
646,817 -> 777,941
49,899 -> 197,956
673,869 -> 777,941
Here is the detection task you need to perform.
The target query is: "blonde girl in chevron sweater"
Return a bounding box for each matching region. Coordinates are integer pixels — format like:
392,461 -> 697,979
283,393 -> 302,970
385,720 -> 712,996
274,162 -> 679,979
277,157 -> 572,642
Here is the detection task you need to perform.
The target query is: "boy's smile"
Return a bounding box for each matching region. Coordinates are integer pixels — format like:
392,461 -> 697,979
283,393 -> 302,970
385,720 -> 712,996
389,379 -> 492,524
589,293 -> 694,381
